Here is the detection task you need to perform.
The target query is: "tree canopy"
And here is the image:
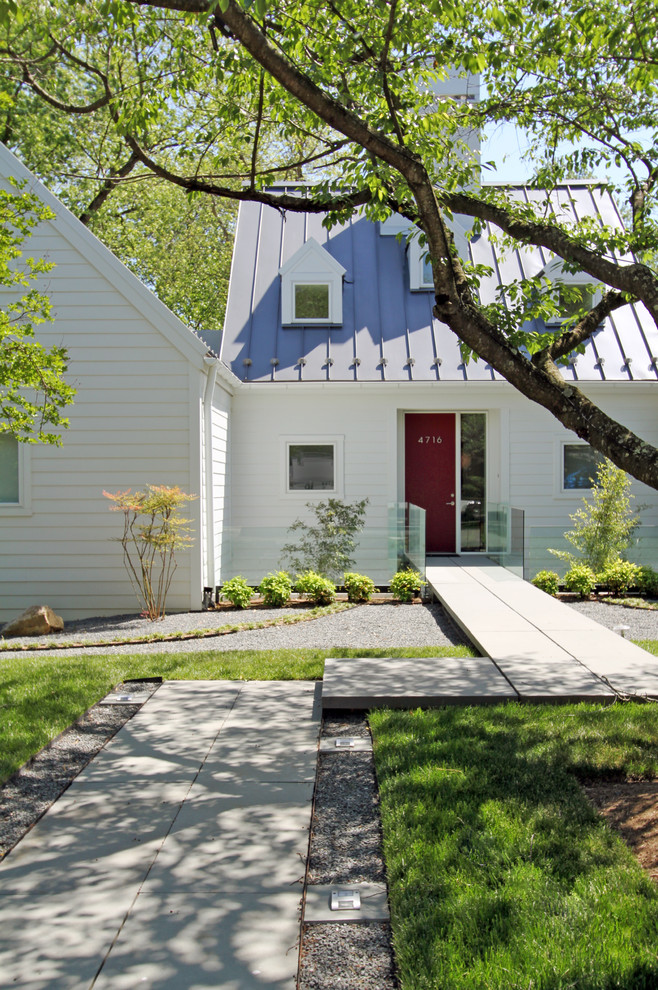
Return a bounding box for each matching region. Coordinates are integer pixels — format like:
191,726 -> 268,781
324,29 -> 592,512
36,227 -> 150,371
3,0 -> 658,482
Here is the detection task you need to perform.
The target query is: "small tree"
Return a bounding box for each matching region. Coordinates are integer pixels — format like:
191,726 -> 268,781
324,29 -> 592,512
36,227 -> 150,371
549,461 -> 639,573
280,498 -> 368,581
104,485 -> 196,620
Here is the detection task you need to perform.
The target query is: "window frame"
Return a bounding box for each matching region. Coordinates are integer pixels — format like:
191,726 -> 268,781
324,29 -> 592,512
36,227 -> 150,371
291,278 -> 332,324
408,234 -> 435,292
0,436 -> 32,515
282,435 -> 344,497
559,441 -> 605,495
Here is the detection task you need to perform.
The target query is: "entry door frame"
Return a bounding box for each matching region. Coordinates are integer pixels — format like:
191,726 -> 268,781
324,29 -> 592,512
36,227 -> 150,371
400,409 -> 490,556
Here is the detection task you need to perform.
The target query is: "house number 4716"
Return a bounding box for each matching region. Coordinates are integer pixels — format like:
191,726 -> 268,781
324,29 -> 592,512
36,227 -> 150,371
417,435 -> 442,443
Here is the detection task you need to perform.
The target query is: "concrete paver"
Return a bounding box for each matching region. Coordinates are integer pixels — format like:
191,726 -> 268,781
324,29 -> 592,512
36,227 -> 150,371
91,888 -> 303,990
426,556 -> 658,700
304,883 -> 389,923
322,656 -> 517,708
492,656 -> 614,702
0,680 -> 320,990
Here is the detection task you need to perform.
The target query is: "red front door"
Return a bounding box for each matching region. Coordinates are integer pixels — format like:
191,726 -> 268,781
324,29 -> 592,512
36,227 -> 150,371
405,413 -> 456,553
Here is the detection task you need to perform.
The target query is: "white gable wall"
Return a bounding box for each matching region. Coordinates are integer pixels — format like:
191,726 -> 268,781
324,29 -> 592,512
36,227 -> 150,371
0,157 -> 207,621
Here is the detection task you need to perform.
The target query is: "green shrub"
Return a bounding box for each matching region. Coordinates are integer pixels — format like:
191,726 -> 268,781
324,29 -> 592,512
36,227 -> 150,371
390,569 -> 422,602
549,460 -> 639,572
637,565 -> 658,597
221,575 -> 253,609
295,571 -> 336,605
563,563 -> 596,599
343,572 -> 376,603
531,570 -> 560,596
598,559 -> 640,596
258,571 -> 292,608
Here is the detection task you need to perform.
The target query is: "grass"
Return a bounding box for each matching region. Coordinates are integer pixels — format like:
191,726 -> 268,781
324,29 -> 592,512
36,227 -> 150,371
0,644 -> 474,783
370,701 -> 658,990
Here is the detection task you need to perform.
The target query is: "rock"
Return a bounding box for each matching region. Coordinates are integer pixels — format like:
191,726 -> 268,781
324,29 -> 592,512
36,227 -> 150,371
2,605 -> 64,637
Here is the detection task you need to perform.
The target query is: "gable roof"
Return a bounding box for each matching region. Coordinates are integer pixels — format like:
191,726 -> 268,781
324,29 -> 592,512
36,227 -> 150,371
222,183 -> 658,384
0,143 -> 208,367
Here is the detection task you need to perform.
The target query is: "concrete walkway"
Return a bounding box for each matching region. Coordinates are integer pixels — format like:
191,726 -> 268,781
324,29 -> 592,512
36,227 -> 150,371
0,680 -> 320,990
322,556 -> 658,708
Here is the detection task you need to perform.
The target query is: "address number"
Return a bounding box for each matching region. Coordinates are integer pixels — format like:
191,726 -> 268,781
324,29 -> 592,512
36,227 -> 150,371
417,435 -> 443,443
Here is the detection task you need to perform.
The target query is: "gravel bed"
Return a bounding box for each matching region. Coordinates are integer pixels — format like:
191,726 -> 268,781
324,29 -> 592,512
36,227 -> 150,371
567,600 -> 658,640
0,602 -> 467,656
299,712 -> 398,990
0,680 -> 160,860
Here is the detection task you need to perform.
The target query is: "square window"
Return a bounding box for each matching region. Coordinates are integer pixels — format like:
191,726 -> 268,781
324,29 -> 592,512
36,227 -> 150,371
288,443 -> 335,491
552,285 -> 594,323
294,283 -> 330,321
563,444 -> 605,490
0,434 -> 19,503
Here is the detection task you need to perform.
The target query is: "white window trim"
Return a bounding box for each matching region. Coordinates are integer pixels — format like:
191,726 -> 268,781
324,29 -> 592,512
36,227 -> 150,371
408,234 -> 434,291
279,238 -> 345,326
282,435 -> 344,498
0,440 -> 32,515
543,259 -> 602,327
556,439 -> 603,497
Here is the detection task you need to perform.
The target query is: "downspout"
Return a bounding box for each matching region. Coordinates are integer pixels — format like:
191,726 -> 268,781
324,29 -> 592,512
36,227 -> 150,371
203,356 -> 218,592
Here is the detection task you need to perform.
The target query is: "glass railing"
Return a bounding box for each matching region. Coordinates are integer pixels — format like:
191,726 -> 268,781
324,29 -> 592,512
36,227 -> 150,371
218,504 -> 426,587
526,524 -> 658,580
387,502 -> 427,579
485,503 -> 525,577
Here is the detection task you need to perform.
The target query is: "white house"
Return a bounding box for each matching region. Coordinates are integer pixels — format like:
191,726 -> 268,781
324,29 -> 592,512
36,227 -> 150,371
217,188 -> 658,584
1,143 -> 657,621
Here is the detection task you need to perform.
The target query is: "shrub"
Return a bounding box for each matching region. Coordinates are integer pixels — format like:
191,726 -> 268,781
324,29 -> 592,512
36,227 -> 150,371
637,565 -> 658,598
343,572 -> 376,603
563,563 -> 596,599
531,570 -> 559,596
258,571 -> 292,608
598,560 -> 640,596
280,498 -> 368,580
295,571 -> 336,605
390,569 -> 422,602
104,484 -> 196,620
221,576 -> 253,609
549,460 -> 639,572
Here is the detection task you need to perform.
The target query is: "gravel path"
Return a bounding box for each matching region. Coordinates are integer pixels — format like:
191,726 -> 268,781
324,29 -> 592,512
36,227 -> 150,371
0,602 -> 467,656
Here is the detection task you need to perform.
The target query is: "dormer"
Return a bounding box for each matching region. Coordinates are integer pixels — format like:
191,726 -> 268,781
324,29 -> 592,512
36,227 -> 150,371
279,238 -> 346,326
542,259 -> 601,326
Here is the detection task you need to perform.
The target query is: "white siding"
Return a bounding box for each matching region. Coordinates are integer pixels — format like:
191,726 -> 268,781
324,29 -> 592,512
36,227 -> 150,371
0,194 -> 204,620
223,381 -> 658,585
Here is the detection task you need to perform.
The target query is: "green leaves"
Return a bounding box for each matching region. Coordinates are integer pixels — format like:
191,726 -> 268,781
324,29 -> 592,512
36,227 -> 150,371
0,184 -> 75,443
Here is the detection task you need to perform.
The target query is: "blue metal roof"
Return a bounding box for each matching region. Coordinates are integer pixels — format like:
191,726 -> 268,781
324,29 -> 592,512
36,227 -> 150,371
221,185 -> 658,384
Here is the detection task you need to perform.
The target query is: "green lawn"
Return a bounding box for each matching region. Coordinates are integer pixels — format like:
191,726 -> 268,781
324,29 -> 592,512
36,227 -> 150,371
4,640 -> 658,989
0,644 -> 473,783
371,701 -> 658,990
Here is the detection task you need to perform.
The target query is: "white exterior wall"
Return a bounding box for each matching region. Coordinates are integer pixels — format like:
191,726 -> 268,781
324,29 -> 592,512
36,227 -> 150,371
200,377 -> 232,591
0,176 -> 206,620
224,381 -> 658,584
505,383 -> 658,576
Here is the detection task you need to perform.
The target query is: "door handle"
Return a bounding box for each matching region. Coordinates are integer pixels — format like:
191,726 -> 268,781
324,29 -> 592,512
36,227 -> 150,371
445,500 -> 455,506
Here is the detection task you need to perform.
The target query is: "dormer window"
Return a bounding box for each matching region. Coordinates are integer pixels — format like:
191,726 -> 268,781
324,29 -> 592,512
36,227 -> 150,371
408,234 -> 434,291
279,238 -> 345,325
543,260 -> 600,326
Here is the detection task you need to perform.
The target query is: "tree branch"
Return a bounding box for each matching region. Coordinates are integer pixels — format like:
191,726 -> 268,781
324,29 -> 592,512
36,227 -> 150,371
78,151 -> 141,225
